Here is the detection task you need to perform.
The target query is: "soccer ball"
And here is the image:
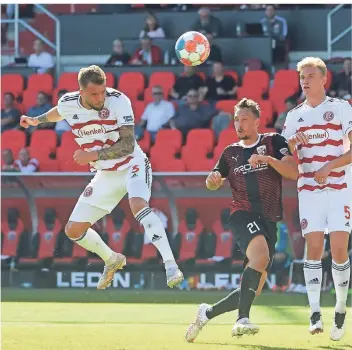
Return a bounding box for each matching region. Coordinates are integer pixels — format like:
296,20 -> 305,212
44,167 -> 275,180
175,31 -> 210,66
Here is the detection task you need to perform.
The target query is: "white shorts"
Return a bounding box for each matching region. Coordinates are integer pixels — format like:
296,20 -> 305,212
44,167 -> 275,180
69,157 -> 152,224
298,188 -> 351,236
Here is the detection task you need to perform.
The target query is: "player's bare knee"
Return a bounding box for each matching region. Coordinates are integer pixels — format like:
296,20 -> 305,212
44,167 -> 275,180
129,197 -> 148,216
331,247 -> 348,264
65,221 -> 90,240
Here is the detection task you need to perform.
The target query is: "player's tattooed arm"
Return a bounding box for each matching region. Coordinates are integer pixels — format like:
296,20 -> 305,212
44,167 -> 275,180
96,125 -> 135,160
35,113 -> 49,123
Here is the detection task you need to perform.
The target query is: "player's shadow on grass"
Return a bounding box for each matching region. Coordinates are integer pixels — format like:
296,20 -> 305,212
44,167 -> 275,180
320,347 -> 352,350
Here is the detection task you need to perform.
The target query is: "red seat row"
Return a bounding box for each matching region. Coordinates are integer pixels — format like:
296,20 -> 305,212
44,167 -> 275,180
2,126 -> 277,172
2,69 -> 333,114
1,214 -> 238,265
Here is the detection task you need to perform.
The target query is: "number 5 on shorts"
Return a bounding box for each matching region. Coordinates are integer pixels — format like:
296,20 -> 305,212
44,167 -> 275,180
344,206 -> 350,220
247,221 -> 260,234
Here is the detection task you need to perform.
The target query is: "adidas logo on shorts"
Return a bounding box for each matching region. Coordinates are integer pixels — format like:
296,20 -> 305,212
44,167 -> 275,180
345,221 -> 350,227
298,118 -> 304,122
308,278 -> 320,284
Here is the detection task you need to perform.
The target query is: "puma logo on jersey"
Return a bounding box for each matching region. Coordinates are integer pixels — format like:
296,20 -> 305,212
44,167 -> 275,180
78,124 -> 106,138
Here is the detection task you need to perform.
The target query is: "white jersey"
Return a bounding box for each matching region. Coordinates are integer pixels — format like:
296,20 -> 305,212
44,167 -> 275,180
57,88 -> 145,172
282,97 -> 352,193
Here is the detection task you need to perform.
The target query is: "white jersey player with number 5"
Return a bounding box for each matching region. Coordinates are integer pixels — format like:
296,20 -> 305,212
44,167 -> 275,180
20,65 -> 184,290
282,57 -> 352,341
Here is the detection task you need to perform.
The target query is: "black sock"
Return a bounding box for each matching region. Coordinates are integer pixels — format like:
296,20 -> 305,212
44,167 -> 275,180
238,267 -> 262,320
206,288 -> 240,320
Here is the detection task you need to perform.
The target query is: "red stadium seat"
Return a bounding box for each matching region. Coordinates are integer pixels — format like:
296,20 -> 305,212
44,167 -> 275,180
132,100 -> 145,124
177,219 -> 203,262
137,130 -> 151,154
105,72 -> 115,88
151,157 -> 186,172
105,217 -> 130,254
242,70 -> 270,94
154,129 -> 183,153
184,157 -> 215,171
57,72 -> 79,91
2,130 -> 26,156
128,241 -> 159,264
185,129 -> 215,153
324,69 -> 333,90
236,86 -> 263,100
22,89 -> 38,111
216,100 -> 237,115
37,159 -> 60,172
197,219 -> 233,264
258,99 -> 274,126
217,129 -> 239,148
57,148 -> 89,172
225,70 -> 239,84
2,74 -> 24,96
270,87 -> 297,114
26,73 -> 54,94
30,129 -> 57,154
213,220 -> 233,259
149,71 -> 176,92
273,70 -> 299,94
60,131 -> 79,151
36,219 -> 62,259
1,219 -> 24,256
118,72 -> 145,100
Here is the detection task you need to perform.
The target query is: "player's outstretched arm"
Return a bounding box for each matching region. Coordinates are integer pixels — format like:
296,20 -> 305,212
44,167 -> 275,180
95,125 -> 135,161
20,107 -> 63,128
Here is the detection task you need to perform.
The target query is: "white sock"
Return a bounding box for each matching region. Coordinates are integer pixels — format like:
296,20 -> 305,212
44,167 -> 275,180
332,259 -> 351,313
304,260 -> 322,314
135,207 -> 177,269
72,228 -> 113,263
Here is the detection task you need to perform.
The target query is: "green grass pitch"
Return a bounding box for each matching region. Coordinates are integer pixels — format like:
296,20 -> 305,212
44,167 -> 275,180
2,289 -> 351,350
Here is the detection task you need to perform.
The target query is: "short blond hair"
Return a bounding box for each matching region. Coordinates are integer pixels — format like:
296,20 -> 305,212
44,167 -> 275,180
297,57 -> 327,77
235,98 -> 261,118
78,65 -> 106,88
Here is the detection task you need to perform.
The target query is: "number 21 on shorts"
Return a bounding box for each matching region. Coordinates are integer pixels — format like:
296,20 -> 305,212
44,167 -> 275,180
247,221 -> 260,234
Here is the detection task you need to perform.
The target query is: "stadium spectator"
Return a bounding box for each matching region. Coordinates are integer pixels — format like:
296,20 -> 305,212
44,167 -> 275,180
14,148 -> 39,173
27,92 -> 54,131
135,85 -> 175,142
201,62 -> 237,101
170,66 -> 204,101
1,149 -> 18,172
274,97 -> 297,132
330,57 -> 352,100
106,39 -> 131,66
271,222 -> 292,292
205,33 -> 222,65
260,5 -> 288,63
191,7 -> 222,38
1,92 -> 21,132
168,89 -> 224,138
27,39 -> 54,74
55,89 -> 72,137
139,14 -> 166,39
130,34 -> 163,65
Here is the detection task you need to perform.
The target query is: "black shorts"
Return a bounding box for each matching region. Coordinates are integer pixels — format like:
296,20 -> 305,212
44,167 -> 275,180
229,210 -> 278,272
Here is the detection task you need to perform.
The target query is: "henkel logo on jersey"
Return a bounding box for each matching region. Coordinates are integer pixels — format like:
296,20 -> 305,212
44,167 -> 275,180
77,124 -> 106,138
304,129 -> 329,145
